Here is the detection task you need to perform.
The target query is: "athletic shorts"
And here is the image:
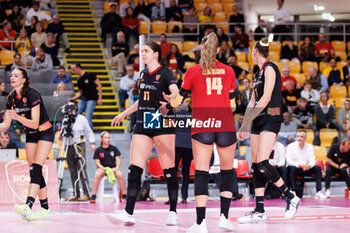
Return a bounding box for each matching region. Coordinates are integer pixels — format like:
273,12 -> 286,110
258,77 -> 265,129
26,127 -> 55,143
251,119 -> 281,135
192,132 -> 237,147
134,124 -> 176,138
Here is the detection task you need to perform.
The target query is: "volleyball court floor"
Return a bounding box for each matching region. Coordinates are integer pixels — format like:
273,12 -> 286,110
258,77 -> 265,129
1,197 -> 349,233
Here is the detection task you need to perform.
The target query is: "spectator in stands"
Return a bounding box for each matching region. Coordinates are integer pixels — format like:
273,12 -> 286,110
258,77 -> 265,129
151,0 -> 165,21
281,66 -> 299,91
166,0 -> 183,24
323,57 -> 344,86
231,25 -> 249,53
0,110 -> 24,149
118,64 -> 139,111
50,66 -> 71,84
122,7 -> 140,42
25,16 -> 38,39
171,68 -> 182,89
338,100 -> 350,128
134,0 -> 151,22
0,6 -> 8,28
111,31 -> 129,77
325,137 -> 350,198
53,82 -> 66,96
278,111 -> 297,146
70,62 -> 103,130
238,78 -> 253,114
100,4 -> 122,43
166,43 -> 184,72
128,43 -> 139,64
199,6 -> 214,23
25,1 -> 51,26
90,131 -> 127,203
227,55 -> 245,79
271,0 -> 290,42
30,22 -> 47,49
314,91 -> 337,131
46,15 -> 70,53
0,21 -> 16,51
119,0 -> 135,18
41,33 -> 59,66
7,5 -> 24,33
182,6 -> 198,41
216,41 -> 235,64
216,27 -> 228,45
286,130 -> 326,199
299,36 -> 315,62
293,97 -> 315,130
0,131 -> 19,158
341,115 -> 350,138
132,53 -> 140,71
254,19 -> 265,41
282,80 -> 300,112
228,4 -> 244,33
315,33 -> 335,62
5,53 -> 24,72
342,56 -> 350,85
14,29 -> 30,56
307,67 -> 328,92
39,0 -> 55,17
269,140 -> 287,183
0,81 -> 7,96
31,47 -> 53,72
300,80 -> 320,108
159,33 -> 172,57
178,0 -> 192,12
280,36 -> 299,64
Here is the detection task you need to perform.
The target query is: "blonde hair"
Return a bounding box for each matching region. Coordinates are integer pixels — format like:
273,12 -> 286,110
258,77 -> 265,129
200,32 -> 219,74
56,82 -> 66,94
100,131 -> 109,139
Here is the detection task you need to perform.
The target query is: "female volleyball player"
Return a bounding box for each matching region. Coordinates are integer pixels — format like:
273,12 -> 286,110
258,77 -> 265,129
0,68 -> 54,221
162,32 -> 237,232
237,38 -> 300,223
108,42 -> 179,226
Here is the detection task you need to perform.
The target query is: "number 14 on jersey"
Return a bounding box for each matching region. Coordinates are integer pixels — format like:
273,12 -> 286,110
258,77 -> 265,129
206,77 -> 223,95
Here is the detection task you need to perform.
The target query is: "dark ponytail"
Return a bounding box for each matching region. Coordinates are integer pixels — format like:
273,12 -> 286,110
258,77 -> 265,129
144,41 -> 167,66
7,68 -> 32,106
254,37 -> 269,58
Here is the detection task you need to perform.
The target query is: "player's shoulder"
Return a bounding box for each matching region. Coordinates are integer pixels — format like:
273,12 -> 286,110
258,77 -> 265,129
26,88 -> 41,98
186,64 -> 201,73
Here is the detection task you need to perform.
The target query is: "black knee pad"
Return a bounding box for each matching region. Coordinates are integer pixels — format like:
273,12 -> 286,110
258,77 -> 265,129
252,163 -> 266,189
194,170 -> 209,196
127,165 -> 143,189
257,160 -> 280,183
220,169 -> 234,193
164,167 -> 178,185
40,174 -> 46,189
30,163 -> 42,185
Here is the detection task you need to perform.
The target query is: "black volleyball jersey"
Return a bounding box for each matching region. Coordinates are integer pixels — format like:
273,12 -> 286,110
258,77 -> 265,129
136,66 -> 177,130
7,88 -> 51,133
253,61 -> 283,122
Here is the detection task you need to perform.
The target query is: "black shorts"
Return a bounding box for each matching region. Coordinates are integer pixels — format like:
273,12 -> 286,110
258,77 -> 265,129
134,124 -> 176,138
251,119 -> 281,135
26,127 -> 55,143
192,132 -> 237,147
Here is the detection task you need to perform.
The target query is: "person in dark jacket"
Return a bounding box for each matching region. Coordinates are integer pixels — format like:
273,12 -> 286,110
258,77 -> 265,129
100,4 -> 122,43
46,15 -> 70,53
111,31 -> 130,76
166,43 -> 184,72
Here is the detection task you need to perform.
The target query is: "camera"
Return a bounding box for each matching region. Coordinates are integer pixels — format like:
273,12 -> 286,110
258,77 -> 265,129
61,104 -> 77,138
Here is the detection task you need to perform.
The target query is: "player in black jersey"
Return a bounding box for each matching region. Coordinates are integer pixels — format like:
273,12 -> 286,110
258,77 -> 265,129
0,68 -> 54,221
237,38 -> 300,223
108,42 -> 180,226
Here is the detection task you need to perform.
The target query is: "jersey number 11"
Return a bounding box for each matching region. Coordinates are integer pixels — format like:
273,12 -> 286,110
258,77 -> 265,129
206,77 -> 223,95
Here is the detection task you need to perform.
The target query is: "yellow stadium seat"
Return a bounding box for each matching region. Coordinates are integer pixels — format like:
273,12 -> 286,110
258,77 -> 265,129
274,61 -> 283,73
104,2 -> 117,13
331,40 -> 346,52
319,129 -> 338,148
302,61 -> 318,74
184,41 -> 198,52
184,61 -> 196,69
168,21 -> 182,33
337,61 -> 347,70
237,61 -> 249,71
268,51 -> 280,61
207,0 -> 218,4
169,41 -> 183,52
213,12 -> 226,22
298,40 -> 304,48
285,61 -> 301,73
313,146 -> 327,161
239,145 -> 248,157
152,20 -> 166,33
223,2 -> 234,14
18,148 -> 26,160
332,98 -> 348,109
235,51 -> 246,62
139,21 -> 150,34
48,150 -> 54,160
238,84 -> 244,91
247,51 -> 253,64
5,9 -> 11,15
194,2 -> 206,12
269,41 -> 281,52
0,50 -> 15,65
216,23 -> 229,34
330,85 -> 347,99
335,51 -> 347,61
293,73 -> 307,86
297,128 -> 314,144
246,73 -> 253,82
348,42 -> 350,55
319,61 -> 328,73
249,41 -> 256,52
210,3 -> 223,12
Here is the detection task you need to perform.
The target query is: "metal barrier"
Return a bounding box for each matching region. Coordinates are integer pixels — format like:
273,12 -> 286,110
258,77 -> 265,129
0,40 -> 28,69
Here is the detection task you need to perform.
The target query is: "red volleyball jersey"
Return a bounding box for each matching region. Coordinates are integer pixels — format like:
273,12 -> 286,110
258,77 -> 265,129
182,61 -> 237,134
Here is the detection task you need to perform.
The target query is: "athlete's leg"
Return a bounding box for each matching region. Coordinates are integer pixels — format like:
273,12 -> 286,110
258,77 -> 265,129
113,167 -> 127,195
91,168 -> 105,196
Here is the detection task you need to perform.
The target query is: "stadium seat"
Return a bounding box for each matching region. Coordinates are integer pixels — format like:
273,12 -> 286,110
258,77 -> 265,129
206,0 -> 218,4
293,73 -> 307,86
298,40 -> 304,48
210,3 -> 223,12
319,129 -> 338,148
249,41 -> 256,52
302,61 -> 318,74
235,160 -> 252,178
184,61 -> 196,69
223,2 -> 234,15
246,73 -> 253,82
194,3 -> 206,12
235,51 -> 246,62
319,61 -> 328,73
331,41 -> 346,52
216,23 -> 229,34
335,51 -> 347,61
169,41 -> 183,52
330,85 -> 347,99
239,145 -> 248,157
348,42 -> 350,55
18,149 -> 26,160
168,20 -> 182,33
152,21 -> 166,34
285,61 -> 301,73
237,61 -> 249,71
0,50 -> 15,65
313,146 -> 327,162
184,41 -> 198,52
139,21 -> 150,34
269,41 -> 281,52
274,61 -> 283,72
147,159 -> 164,179
247,51 -> 253,64
104,2 -> 117,13
97,176 -> 120,202
337,61 -> 347,70
194,0 -> 205,3
213,12 -> 226,22
268,51 -> 280,61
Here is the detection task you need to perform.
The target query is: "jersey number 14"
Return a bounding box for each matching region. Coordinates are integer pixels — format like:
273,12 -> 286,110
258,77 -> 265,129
206,77 -> 223,95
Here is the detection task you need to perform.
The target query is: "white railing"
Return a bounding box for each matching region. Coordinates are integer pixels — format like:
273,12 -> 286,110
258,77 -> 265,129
0,40 -> 28,69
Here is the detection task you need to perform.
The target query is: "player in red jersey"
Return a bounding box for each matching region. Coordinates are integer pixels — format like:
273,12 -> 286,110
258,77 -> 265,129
161,32 -> 237,233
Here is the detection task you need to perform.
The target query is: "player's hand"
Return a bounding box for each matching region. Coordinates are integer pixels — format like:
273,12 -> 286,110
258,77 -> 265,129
162,92 -> 171,102
111,112 -> 126,126
237,131 -> 249,141
9,107 -> 19,120
97,97 -> 103,106
340,163 -> 348,169
90,144 -> 96,152
159,101 -> 170,116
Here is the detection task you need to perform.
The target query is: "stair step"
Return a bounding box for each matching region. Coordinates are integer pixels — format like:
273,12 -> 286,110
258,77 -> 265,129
69,48 -> 104,52
58,13 -> 94,17
72,80 -> 115,84
64,58 -> 109,62
63,22 -> 97,26
95,105 -> 119,109
66,63 -> 108,66
93,126 -> 128,130
72,74 -> 112,78
67,69 -> 111,73
64,52 -> 105,56
57,5 -> 91,8
55,0 -> 92,2
59,18 -> 95,21
57,9 -> 94,12
66,32 -> 99,36
93,112 -> 121,115
65,55 -> 105,59
74,86 -> 116,90
92,119 -> 120,123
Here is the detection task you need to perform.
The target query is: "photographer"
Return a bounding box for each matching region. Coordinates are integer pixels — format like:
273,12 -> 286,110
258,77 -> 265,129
59,101 -> 96,201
